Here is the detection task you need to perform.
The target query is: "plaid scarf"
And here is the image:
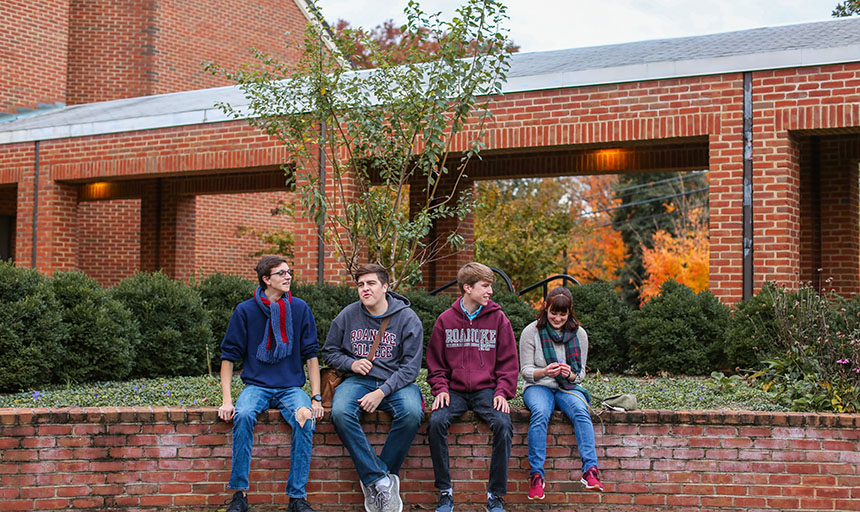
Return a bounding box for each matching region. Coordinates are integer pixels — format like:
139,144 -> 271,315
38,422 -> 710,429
254,286 -> 294,364
538,325 -> 591,403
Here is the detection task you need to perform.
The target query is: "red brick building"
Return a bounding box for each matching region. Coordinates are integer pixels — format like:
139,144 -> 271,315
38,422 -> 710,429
1,5 -> 860,303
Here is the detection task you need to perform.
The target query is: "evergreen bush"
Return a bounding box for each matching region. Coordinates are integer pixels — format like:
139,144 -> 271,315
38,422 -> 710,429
51,271 -> 140,383
628,280 -> 730,375
569,282 -> 633,373
290,281 -> 358,348
111,272 -> 212,378
0,262 -> 68,391
402,290 -> 455,359
725,282 -> 780,371
491,289 -> 538,342
195,272 -> 256,365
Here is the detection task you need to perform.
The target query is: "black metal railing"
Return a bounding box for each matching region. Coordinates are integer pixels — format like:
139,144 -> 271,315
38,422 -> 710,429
517,274 -> 581,300
429,266 -> 514,296
429,268 -> 579,300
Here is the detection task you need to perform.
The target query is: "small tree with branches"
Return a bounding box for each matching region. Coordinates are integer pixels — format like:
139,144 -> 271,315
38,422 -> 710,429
206,0 -> 513,289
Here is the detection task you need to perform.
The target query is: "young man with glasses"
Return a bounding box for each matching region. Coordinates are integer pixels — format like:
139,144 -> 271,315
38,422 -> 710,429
322,263 -> 424,512
219,256 -> 324,512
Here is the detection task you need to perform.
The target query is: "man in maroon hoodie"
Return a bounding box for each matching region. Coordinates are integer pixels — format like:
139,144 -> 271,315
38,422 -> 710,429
426,262 -> 519,512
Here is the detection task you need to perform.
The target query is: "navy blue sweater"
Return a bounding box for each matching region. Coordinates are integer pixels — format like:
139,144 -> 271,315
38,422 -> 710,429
221,296 -> 318,388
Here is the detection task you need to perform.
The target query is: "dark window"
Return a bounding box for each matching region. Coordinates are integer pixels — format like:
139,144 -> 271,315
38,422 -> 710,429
0,215 -> 13,261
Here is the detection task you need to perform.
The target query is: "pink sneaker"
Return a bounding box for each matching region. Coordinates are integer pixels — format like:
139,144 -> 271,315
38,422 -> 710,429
528,473 -> 545,500
581,467 -> 604,492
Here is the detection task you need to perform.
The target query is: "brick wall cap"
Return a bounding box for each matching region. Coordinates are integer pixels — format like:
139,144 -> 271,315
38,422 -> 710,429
2,406 -> 858,426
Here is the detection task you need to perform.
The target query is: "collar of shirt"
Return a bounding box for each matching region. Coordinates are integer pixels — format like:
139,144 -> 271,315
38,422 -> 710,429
459,298 -> 482,321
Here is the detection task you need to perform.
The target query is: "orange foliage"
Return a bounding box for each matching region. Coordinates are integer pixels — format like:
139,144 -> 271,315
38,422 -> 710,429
567,174 -> 626,282
640,226 -> 710,303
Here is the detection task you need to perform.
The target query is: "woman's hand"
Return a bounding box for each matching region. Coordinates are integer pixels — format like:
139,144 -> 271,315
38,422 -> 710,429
558,363 -> 572,379
544,362 -> 563,377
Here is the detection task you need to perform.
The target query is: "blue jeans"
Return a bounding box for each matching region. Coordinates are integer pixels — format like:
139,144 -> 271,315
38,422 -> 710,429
523,385 -> 598,478
330,375 -> 423,486
228,385 -> 314,497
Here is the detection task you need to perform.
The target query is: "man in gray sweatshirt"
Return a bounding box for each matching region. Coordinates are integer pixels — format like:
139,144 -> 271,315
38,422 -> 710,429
322,263 -> 424,512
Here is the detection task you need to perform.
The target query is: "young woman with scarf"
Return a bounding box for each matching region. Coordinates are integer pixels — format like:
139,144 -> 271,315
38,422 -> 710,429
518,287 -> 604,501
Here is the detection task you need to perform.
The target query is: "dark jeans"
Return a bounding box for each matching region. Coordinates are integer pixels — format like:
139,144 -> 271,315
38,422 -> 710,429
427,388 -> 512,496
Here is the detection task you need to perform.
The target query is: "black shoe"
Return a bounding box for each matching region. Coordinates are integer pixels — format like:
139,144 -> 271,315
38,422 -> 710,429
436,492 -> 454,512
226,491 -> 249,512
289,497 -> 316,512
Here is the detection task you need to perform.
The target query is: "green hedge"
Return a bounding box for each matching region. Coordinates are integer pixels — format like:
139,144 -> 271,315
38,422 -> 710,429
194,272 -> 256,367
569,281 -> 633,373
628,280 -> 730,375
51,271 -> 140,384
0,262 -> 67,392
8,265 -> 825,391
111,272 -> 211,378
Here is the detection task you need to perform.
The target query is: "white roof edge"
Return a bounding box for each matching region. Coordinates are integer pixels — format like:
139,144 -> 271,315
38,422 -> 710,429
291,0 -> 351,69
502,44 -> 860,94
1,44 -> 859,145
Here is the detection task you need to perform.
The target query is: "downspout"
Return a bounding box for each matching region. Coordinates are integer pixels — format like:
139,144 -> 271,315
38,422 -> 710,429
317,122 -> 326,284
31,141 -> 40,268
155,178 -> 162,270
742,72 -> 754,301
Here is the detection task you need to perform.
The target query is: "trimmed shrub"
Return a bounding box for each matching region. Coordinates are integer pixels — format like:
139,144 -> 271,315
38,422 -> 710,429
111,272 -> 212,378
402,290 -> 455,357
491,289 -> 538,341
569,282 -> 633,373
195,272 -> 256,365
51,271 -> 141,383
628,280 -> 730,375
0,262 -> 68,391
290,281 -> 358,347
725,282 -> 780,371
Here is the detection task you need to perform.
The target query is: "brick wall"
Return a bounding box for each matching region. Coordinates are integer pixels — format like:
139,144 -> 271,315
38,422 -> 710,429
1,407 -> 858,511
66,0 -> 307,105
77,200 -> 141,286
4,62 -> 860,300
2,0 -> 307,113
0,0 -> 69,114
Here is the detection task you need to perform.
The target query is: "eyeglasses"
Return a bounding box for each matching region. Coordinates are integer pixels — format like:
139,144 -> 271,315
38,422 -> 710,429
269,269 -> 294,279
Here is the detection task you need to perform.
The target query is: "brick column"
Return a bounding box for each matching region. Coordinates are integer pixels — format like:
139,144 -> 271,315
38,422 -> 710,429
139,180 -> 196,280
15,165 -> 79,273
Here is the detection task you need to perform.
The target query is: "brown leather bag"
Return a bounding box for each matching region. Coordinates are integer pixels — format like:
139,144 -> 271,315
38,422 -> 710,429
320,317 -> 390,408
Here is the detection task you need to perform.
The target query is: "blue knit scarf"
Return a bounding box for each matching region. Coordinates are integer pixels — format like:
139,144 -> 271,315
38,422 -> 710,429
254,287 -> 294,364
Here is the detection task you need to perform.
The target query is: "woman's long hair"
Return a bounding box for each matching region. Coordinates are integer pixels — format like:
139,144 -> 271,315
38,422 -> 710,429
535,287 -> 580,333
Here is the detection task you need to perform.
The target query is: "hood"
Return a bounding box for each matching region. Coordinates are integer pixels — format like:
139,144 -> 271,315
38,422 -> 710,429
361,290 -> 412,319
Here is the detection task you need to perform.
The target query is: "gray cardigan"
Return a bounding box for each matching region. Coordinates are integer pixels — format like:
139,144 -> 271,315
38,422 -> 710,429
519,320 -> 588,391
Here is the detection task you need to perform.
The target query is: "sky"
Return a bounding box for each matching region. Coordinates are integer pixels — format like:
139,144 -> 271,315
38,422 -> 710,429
316,0 -> 843,53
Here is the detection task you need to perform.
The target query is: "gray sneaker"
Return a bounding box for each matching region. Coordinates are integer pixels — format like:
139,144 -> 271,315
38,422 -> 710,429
367,474 -> 402,512
359,480 -> 374,512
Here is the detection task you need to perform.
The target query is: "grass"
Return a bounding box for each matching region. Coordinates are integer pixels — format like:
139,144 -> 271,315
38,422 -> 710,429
0,370 -> 784,411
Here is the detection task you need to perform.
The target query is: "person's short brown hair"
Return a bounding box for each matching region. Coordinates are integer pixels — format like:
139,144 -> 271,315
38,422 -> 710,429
255,255 -> 288,289
353,263 -> 389,286
457,262 -> 495,294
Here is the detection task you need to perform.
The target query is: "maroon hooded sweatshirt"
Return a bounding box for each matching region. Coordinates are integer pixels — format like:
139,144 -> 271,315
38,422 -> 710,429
426,298 -> 519,399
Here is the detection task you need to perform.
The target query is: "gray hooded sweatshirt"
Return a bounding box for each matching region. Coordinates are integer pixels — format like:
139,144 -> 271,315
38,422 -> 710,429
322,291 -> 424,397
